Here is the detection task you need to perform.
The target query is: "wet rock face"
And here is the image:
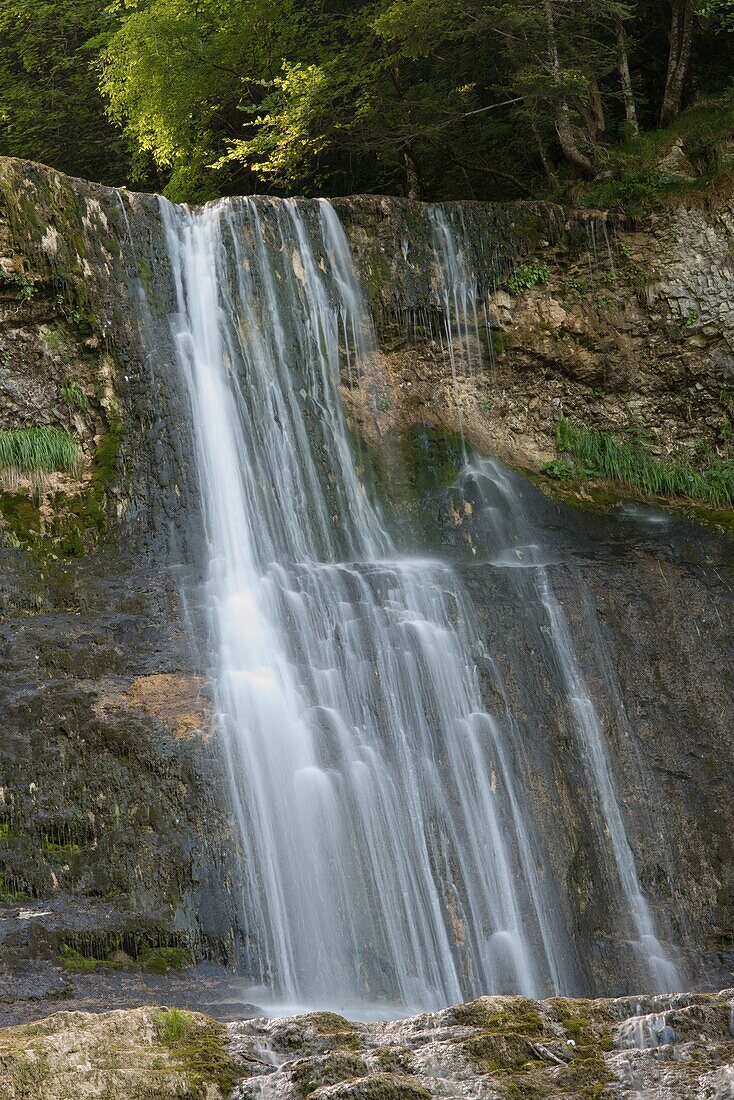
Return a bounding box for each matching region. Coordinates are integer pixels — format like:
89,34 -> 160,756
335,198 -> 734,474
0,159 -> 247,1000
444,470 -> 734,995
227,991 -> 734,1100
0,548 -> 248,1014
0,156 -> 732,1012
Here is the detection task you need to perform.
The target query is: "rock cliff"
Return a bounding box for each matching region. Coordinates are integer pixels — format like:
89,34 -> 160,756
0,157 -> 731,1018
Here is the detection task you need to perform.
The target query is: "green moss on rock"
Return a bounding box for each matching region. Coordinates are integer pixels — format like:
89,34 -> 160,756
451,997 -> 545,1035
291,1052 -> 369,1096
155,1007 -> 241,1097
312,1073 -> 432,1100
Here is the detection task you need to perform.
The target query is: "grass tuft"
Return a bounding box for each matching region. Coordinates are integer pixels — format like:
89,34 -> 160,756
0,427 -> 80,478
60,379 -> 89,411
547,418 -> 734,508
155,1007 -> 190,1043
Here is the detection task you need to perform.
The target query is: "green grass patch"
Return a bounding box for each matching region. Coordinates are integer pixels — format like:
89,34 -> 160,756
0,427 -> 80,478
546,418 -> 734,508
568,95 -> 734,214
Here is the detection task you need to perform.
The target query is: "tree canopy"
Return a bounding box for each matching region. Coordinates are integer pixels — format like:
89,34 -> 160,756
1,0 -> 733,203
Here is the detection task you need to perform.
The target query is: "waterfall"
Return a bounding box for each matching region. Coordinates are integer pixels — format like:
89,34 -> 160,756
421,207 -> 679,994
460,457 -> 681,993
151,190 -> 681,1011
159,196 -> 570,1011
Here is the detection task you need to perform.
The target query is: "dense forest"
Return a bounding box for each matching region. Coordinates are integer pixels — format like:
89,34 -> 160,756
1,1 -> 734,204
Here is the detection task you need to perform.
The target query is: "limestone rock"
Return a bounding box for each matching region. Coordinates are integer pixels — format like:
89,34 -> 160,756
0,1006 -> 240,1099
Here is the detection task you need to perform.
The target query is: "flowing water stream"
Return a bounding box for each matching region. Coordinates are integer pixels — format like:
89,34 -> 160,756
154,194 -> 679,1012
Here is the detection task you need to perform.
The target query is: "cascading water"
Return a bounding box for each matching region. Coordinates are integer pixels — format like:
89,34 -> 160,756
150,188 -> 682,1011
159,196 -> 570,1012
427,207 -> 680,993
460,458 -> 681,993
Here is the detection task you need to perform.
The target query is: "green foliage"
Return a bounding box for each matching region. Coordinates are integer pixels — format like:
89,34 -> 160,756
540,457 -> 578,481
0,427 -> 80,478
0,0 -> 135,186
58,944 -> 103,972
2,272 -> 36,301
1,0 -> 734,203
547,417 -> 734,506
571,96 -> 734,213
507,262 -> 550,295
100,0 -> 303,200
60,379 -> 89,411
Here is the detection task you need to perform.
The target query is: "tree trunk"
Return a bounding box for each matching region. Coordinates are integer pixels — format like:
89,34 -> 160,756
660,0 -> 695,127
543,0 -> 595,177
579,76 -> 605,150
588,76 -> 606,138
615,18 -> 639,137
532,118 -> 559,186
403,144 -> 422,201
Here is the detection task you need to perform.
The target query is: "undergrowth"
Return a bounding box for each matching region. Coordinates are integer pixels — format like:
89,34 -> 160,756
507,261 -> 550,295
0,427 -> 80,478
566,95 -> 734,214
60,379 -> 89,411
545,418 -> 733,507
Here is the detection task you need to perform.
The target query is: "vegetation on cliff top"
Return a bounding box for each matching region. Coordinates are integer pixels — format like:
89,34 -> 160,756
1,1 -> 733,205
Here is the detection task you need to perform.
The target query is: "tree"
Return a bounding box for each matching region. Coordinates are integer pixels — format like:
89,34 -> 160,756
660,0 -> 696,126
615,16 -> 639,136
0,0 -> 132,184
100,0 -> 302,200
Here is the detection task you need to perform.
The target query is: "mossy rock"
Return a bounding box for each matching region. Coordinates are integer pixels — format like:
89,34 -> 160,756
155,1007 -> 241,1096
0,1006 -> 239,1099
545,998 -> 615,1048
311,1072 -> 432,1100
271,1012 -> 363,1055
372,1048 -> 415,1075
451,996 -> 546,1035
140,946 -> 192,975
291,1052 -> 369,1096
463,1031 -> 548,1073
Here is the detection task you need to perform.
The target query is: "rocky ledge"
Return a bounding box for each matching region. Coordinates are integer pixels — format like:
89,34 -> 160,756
3,990 -> 734,1099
